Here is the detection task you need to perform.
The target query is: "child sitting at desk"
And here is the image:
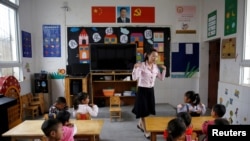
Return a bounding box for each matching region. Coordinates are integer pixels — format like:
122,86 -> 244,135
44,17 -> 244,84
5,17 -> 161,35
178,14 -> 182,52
164,118 -> 187,141
41,119 -> 63,141
177,91 -> 206,117
201,104 -> 227,141
49,96 -> 68,119
56,110 -> 77,141
73,92 -> 98,120
177,112 -> 197,140
164,112 -> 197,141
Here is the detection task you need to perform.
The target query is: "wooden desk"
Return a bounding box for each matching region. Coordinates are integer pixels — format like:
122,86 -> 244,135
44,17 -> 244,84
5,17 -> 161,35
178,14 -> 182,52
2,120 -> 45,141
145,116 -> 213,141
2,119 -> 104,141
74,119 -> 104,141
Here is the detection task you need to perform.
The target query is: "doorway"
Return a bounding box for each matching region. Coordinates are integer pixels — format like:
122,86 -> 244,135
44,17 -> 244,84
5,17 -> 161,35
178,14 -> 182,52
208,39 -> 220,109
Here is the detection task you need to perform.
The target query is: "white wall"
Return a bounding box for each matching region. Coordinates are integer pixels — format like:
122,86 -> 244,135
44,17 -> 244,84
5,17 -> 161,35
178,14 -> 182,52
201,0 -> 250,124
18,0 -> 208,107
19,0 -> 34,95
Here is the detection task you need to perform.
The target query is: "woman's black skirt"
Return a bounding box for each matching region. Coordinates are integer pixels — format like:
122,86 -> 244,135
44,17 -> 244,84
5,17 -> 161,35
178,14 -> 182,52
132,86 -> 155,118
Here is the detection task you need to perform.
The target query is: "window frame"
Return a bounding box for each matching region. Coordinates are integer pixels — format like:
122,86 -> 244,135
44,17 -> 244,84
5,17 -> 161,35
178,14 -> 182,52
0,0 -> 22,81
240,0 -> 250,86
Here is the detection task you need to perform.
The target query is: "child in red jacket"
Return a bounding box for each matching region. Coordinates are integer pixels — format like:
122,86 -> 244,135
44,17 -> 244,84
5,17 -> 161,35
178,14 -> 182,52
201,104 -> 226,141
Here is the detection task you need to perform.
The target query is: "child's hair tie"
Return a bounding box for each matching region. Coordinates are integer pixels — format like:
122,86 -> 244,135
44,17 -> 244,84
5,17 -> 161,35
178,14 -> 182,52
163,130 -> 169,139
186,127 -> 193,135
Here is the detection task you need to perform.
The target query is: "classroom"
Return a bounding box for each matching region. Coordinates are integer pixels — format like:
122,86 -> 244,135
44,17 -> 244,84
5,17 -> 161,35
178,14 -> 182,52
0,0 -> 250,141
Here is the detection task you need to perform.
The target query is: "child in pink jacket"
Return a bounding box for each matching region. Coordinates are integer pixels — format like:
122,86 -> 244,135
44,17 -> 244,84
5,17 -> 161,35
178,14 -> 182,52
201,104 -> 226,141
56,110 -> 77,141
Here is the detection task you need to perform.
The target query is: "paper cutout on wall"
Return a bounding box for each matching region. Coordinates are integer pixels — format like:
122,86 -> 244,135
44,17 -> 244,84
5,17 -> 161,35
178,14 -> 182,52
153,32 -> 164,42
235,108 -> 238,117
219,97 -> 223,104
79,45 -> 89,63
225,88 -> 228,95
234,89 -> 239,98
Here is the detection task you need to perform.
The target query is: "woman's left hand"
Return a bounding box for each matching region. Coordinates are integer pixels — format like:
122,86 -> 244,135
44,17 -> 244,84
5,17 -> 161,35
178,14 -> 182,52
158,64 -> 166,70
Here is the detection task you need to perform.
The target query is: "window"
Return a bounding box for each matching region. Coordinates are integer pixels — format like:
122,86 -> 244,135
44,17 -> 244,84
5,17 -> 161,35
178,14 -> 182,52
0,0 -> 22,81
241,0 -> 250,86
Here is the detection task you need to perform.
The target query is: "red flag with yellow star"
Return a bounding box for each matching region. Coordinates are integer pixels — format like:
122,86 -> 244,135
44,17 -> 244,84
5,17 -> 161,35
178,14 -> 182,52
131,7 -> 155,23
92,6 -> 116,23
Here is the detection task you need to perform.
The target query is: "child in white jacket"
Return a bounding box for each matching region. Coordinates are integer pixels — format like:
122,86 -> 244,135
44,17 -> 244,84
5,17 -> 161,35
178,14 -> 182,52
73,92 -> 98,120
177,91 -> 206,117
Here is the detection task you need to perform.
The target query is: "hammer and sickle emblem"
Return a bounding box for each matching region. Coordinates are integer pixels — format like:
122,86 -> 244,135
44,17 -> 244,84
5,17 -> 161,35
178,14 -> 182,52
133,8 -> 141,16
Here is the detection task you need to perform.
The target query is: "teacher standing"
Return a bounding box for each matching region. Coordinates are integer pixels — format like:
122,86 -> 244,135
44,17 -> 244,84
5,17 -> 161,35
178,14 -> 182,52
132,48 -> 166,139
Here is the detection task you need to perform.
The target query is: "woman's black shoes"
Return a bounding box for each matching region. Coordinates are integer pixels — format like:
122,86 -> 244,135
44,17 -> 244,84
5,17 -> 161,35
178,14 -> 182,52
137,124 -> 144,132
144,134 -> 150,139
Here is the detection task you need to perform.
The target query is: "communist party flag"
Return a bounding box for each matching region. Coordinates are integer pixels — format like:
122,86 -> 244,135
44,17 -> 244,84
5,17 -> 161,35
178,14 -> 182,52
92,6 -> 116,23
131,7 -> 155,23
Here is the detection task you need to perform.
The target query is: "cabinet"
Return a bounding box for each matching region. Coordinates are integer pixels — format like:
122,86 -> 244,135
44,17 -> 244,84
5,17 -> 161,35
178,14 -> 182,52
65,76 -> 88,107
90,71 -> 137,107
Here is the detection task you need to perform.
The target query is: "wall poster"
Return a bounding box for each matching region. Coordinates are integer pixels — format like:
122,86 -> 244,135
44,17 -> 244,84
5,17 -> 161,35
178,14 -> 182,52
67,26 -> 170,77
224,0 -> 237,36
175,6 -> 197,34
207,10 -> 217,38
43,25 -> 61,57
21,31 -> 32,58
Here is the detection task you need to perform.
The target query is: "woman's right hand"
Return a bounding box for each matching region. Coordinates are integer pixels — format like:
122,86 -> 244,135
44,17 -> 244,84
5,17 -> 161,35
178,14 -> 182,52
134,62 -> 141,69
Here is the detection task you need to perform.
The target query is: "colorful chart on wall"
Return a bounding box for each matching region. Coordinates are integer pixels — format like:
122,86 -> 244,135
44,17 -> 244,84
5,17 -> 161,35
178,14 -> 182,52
224,0 -> 237,36
171,43 -> 199,78
67,26 -> 170,77
43,25 -> 61,57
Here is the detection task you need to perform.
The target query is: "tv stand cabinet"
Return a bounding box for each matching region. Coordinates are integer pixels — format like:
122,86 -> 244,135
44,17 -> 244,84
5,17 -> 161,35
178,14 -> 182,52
65,76 -> 89,107
90,71 -> 137,107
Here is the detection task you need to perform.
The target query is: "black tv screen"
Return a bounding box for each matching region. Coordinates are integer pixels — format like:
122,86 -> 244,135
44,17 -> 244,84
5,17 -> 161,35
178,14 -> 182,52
66,63 -> 90,76
90,43 -> 137,71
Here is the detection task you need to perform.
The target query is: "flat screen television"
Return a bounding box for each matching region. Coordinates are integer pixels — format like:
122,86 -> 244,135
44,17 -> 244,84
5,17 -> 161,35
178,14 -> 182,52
90,43 -> 137,71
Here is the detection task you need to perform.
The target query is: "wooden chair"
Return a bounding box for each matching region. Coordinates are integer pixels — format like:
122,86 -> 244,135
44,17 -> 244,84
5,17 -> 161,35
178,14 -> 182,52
74,113 -> 92,141
109,96 -> 122,121
21,95 -> 39,119
5,86 -> 22,128
27,93 -> 45,114
76,113 -> 91,120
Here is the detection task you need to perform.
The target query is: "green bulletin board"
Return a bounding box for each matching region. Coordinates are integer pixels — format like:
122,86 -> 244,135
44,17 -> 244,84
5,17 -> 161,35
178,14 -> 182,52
224,0 -> 237,36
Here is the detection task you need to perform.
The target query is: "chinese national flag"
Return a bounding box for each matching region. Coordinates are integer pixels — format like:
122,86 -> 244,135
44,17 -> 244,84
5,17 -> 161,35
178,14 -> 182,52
131,7 -> 155,23
92,6 -> 116,23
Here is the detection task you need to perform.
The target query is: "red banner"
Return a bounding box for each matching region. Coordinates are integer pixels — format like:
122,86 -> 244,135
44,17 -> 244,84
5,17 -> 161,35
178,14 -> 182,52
92,6 -> 116,23
131,7 -> 155,23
